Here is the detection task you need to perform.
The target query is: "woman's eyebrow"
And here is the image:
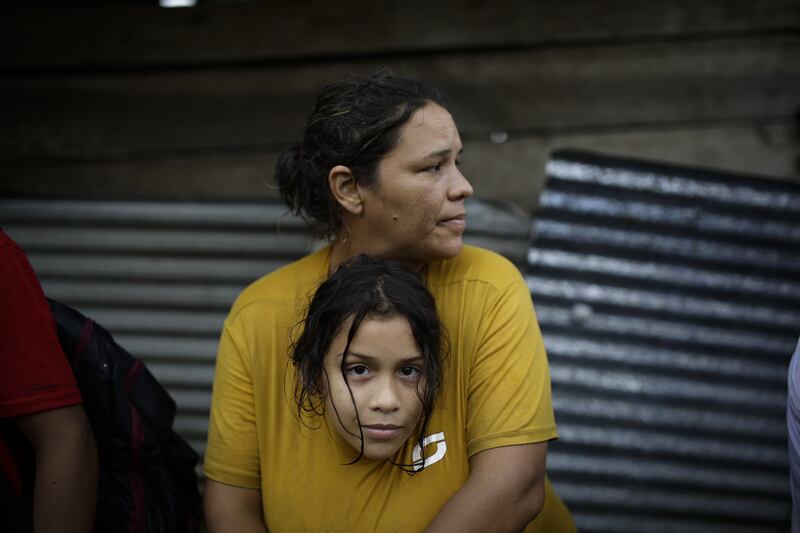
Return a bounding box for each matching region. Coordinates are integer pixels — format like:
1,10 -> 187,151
341,351 -> 423,363
422,147 -> 463,160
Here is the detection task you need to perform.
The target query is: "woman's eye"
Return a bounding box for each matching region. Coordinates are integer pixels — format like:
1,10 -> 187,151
347,365 -> 370,377
399,366 -> 421,379
423,162 -> 442,173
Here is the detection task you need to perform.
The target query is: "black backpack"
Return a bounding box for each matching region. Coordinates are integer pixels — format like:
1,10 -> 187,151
48,299 -> 201,533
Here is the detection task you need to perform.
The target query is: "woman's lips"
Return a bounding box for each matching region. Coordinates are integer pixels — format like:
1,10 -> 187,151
437,214 -> 466,232
362,425 -> 402,440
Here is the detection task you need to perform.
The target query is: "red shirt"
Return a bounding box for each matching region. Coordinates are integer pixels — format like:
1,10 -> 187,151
0,229 -> 82,495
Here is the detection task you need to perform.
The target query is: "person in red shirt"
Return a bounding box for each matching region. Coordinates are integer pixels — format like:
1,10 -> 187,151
0,229 -> 97,533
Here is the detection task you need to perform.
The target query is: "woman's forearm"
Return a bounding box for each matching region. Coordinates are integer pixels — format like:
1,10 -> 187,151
426,443 -> 547,533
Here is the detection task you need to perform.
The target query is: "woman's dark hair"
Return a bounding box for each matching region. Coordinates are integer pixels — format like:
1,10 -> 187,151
291,254 -> 447,472
275,69 -> 446,240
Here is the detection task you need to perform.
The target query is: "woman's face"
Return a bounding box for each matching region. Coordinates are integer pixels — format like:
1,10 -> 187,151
323,314 -> 425,461
356,102 -> 474,264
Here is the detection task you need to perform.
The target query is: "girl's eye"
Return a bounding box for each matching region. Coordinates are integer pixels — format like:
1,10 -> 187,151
399,366 -> 421,379
423,162 -> 442,173
346,364 -> 370,377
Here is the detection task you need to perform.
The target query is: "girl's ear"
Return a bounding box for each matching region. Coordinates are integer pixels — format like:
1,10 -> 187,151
328,165 -> 363,215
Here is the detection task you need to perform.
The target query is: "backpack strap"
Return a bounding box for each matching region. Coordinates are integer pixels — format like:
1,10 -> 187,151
122,359 -> 144,394
70,317 -> 95,370
123,358 -> 146,533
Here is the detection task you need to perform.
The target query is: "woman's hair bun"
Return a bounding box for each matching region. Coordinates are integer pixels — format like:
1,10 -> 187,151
275,141 -> 306,215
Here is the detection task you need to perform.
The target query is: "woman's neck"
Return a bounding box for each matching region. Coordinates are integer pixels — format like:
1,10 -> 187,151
328,238 -> 424,275
328,239 -> 356,274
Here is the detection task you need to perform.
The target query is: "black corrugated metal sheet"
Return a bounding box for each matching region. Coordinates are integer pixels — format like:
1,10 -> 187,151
532,150 -> 799,532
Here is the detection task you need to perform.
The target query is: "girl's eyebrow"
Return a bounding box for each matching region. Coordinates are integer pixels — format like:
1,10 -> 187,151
340,351 -> 423,364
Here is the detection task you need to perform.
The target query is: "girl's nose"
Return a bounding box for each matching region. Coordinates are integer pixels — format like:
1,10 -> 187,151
369,377 -> 401,413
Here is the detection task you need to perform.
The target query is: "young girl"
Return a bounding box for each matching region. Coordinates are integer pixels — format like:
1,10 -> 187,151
291,254 -> 446,470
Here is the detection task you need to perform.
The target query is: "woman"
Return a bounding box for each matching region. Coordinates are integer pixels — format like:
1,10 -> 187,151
204,70 -> 574,532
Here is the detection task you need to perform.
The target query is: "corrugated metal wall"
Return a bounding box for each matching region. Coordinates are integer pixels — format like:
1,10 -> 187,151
533,150 -> 799,532
0,198 -> 528,462
3,150 -> 797,532
0,200 -> 313,458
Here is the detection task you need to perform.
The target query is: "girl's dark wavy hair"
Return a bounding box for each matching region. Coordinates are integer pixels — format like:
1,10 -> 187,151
290,254 -> 447,472
275,68 -> 446,240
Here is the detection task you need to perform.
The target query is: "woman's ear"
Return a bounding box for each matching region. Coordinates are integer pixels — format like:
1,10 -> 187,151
328,165 -> 363,215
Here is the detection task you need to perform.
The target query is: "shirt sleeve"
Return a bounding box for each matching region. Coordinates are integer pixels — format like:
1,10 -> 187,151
0,236 -> 82,418
203,316 -> 261,488
465,273 -> 557,457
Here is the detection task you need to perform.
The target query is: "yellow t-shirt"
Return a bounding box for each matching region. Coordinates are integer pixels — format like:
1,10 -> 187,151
205,245 -> 574,532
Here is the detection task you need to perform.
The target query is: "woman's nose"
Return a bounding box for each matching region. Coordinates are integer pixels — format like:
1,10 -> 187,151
449,167 -> 474,201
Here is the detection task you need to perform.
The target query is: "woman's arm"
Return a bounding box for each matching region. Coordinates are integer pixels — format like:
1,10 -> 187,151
205,479 -> 267,533
16,405 -> 98,533
426,442 -> 546,533
427,255 -> 560,531
204,315 -> 265,532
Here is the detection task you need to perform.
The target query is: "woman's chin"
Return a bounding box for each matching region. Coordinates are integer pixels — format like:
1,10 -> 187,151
411,238 -> 465,264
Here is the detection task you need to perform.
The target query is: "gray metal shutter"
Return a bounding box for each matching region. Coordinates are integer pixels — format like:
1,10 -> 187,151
531,150 -> 798,532
0,200 -> 316,459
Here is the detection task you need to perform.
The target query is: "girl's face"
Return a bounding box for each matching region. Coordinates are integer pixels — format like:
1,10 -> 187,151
355,102 -> 474,264
323,314 -> 425,461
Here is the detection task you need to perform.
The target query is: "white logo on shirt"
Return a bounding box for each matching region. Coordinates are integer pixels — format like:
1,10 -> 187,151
412,432 -> 446,472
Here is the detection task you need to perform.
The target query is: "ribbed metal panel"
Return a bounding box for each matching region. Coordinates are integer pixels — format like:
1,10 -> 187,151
0,200 -> 313,460
0,197 -> 529,471
532,150 -> 799,532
